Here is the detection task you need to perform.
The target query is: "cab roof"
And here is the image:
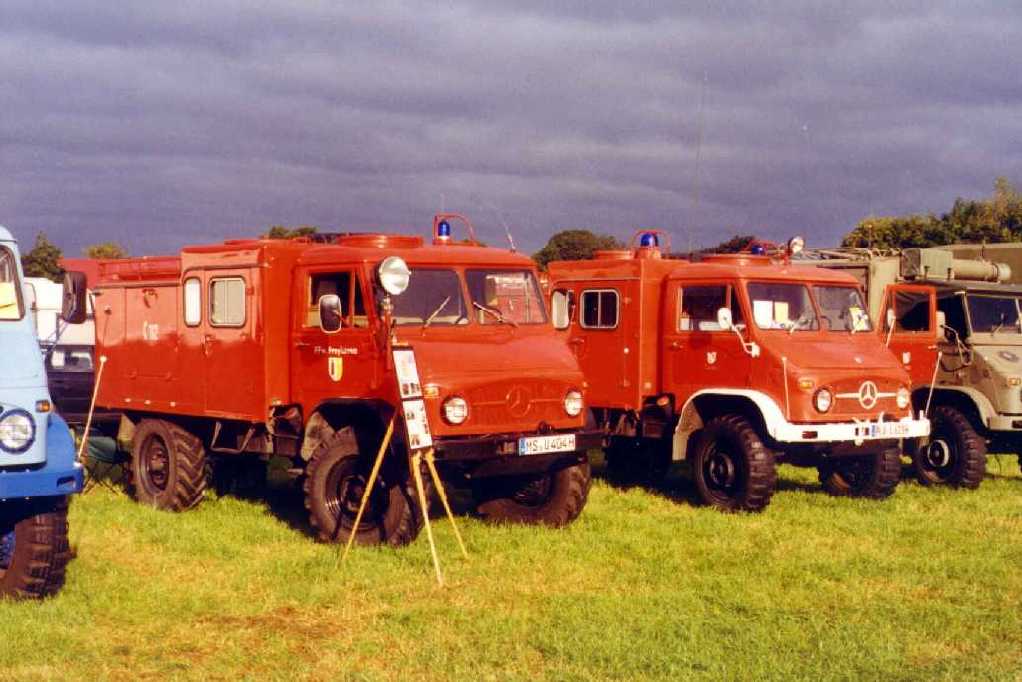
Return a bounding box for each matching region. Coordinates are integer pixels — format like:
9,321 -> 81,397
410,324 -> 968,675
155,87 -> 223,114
931,280 -> 1022,297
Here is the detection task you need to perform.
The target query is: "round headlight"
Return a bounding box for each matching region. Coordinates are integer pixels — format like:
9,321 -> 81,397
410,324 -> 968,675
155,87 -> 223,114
378,256 -> 410,296
442,396 -> 468,425
0,410 -> 36,453
564,390 -> 583,417
814,388 -> 832,413
896,387 -> 910,410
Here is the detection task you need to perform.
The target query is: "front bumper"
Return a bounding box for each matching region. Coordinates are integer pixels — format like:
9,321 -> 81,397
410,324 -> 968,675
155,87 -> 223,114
0,462 -> 84,500
433,429 -> 603,477
769,414 -> 930,445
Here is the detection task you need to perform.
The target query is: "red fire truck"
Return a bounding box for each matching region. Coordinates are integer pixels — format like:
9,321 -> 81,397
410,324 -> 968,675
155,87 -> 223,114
547,234 -> 930,512
70,215 -> 598,545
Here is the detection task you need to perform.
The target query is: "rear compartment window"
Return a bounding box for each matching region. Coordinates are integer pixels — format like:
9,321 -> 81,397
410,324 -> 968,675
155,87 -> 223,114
393,269 -> 468,326
891,290 -> 930,332
0,246 -> 24,321
183,277 -> 201,326
306,272 -> 367,328
209,277 -> 246,327
466,270 -> 547,325
580,290 -> 618,329
678,285 -> 744,331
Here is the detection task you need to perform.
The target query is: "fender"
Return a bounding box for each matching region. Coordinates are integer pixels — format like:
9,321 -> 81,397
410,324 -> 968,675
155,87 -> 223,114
300,399 -> 393,460
921,385 -> 998,427
672,389 -> 783,461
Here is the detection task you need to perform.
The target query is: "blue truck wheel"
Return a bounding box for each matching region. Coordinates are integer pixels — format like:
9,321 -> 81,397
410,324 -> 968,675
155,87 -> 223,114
0,497 -> 72,599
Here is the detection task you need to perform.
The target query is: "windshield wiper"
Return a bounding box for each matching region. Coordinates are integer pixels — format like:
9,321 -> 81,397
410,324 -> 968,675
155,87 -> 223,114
473,301 -> 518,327
788,313 -> 813,335
423,296 -> 452,328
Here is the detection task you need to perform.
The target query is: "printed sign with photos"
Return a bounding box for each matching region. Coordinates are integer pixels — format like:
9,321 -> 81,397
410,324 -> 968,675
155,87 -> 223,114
392,345 -> 433,451
393,347 -> 423,399
401,399 -> 434,450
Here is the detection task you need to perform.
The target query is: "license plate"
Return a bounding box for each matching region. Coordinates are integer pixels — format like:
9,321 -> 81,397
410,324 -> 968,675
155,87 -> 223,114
518,434 -> 576,456
869,422 -> 910,438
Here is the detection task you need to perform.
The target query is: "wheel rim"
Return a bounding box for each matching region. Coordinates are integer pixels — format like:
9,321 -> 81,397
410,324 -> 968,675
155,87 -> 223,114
140,434 -> 171,492
702,445 -> 742,502
921,436 -> 956,481
324,459 -> 385,534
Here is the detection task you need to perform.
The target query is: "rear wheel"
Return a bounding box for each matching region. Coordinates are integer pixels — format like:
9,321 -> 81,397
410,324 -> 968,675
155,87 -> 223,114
303,428 -> 423,546
819,447 -> 900,499
474,458 -> 591,527
0,497 -> 72,600
691,415 -> 776,512
128,419 -> 208,511
914,406 -> 986,488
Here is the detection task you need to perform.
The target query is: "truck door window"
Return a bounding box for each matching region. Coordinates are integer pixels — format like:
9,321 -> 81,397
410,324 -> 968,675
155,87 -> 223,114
551,289 -> 575,330
393,269 -> 467,326
679,285 -> 743,331
747,282 -> 818,331
813,285 -> 872,332
466,270 -> 547,325
0,247 -> 24,321
49,347 -> 94,372
580,290 -> 618,329
966,295 -> 1022,334
891,290 -> 930,332
209,277 -> 246,327
183,277 -> 201,326
937,294 -> 968,339
307,272 -> 367,328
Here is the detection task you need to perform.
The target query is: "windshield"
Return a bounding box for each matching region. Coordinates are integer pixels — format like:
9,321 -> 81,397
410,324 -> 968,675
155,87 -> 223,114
48,347 -> 94,372
747,282 -> 818,331
814,285 -> 872,332
392,269 -> 468,326
465,270 -> 547,325
967,295 -> 1022,334
0,246 -> 24,321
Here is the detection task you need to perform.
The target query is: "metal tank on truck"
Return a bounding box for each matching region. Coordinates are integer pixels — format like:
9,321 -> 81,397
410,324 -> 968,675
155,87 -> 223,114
810,245 -> 1021,484
69,214 -> 599,545
0,226 -> 84,599
547,233 -> 929,512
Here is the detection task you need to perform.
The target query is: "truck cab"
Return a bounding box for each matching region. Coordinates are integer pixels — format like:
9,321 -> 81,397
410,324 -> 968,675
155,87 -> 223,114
548,235 -> 929,512
82,215 -> 598,546
0,226 -> 84,599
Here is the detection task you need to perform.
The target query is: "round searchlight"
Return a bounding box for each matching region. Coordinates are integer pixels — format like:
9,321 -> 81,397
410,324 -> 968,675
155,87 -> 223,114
787,236 -> 805,256
378,256 -> 411,296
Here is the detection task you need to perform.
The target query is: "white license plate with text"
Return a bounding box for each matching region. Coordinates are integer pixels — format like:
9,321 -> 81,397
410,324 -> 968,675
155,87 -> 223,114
518,434 -> 576,456
869,422 -> 911,438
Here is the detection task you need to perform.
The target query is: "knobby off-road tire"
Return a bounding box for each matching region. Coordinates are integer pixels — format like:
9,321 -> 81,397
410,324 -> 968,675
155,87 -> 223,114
818,446 -> 901,499
474,458 -> 591,527
692,415 -> 776,513
0,497 -> 72,599
303,428 -> 423,546
914,406 -> 986,488
128,419 -> 208,511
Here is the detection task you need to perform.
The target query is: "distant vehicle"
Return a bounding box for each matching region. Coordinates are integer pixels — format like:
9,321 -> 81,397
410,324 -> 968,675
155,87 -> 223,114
0,227 -> 84,599
811,246 -> 1021,484
66,215 -> 600,544
548,233 -> 929,512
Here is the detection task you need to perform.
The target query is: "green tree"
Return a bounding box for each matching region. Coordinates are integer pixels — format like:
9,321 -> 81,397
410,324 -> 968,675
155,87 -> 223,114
84,242 -> 129,259
532,229 -> 624,269
709,234 -> 758,253
21,232 -> 64,281
264,225 -> 319,239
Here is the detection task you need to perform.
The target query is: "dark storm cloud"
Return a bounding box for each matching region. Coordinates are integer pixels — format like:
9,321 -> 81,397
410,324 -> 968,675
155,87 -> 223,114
2,1 -> 1021,256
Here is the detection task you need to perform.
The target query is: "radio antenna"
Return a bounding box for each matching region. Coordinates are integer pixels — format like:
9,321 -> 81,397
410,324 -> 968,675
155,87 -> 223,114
688,71 -> 708,254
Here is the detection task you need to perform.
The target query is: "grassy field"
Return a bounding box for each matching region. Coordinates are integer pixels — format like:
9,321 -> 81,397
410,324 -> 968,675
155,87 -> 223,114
1,455 -> 1020,681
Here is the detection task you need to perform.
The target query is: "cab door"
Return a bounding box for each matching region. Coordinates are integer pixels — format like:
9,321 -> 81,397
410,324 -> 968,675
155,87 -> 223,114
879,284 -> 938,387
662,281 -> 751,400
202,269 -> 262,418
290,267 -> 378,409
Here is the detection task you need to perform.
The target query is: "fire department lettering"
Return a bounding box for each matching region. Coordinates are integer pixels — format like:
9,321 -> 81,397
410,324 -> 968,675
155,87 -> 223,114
314,346 -> 358,357
328,357 -> 343,382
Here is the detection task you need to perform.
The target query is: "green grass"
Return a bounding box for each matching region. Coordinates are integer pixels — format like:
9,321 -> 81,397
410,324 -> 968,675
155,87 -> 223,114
1,456 -> 1020,681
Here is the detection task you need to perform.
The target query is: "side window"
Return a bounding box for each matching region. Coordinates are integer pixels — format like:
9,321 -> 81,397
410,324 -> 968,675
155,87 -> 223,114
551,289 -> 575,330
937,294 -> 967,339
893,290 -> 930,332
580,290 -> 618,329
307,272 -> 366,328
183,277 -> 201,326
209,277 -> 246,327
679,285 -> 739,331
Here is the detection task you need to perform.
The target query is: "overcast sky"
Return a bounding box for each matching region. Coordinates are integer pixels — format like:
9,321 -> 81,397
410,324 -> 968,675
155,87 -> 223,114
2,1 -> 1021,257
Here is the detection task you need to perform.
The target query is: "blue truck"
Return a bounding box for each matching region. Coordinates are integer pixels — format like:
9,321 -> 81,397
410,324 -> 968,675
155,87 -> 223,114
0,226 -> 84,599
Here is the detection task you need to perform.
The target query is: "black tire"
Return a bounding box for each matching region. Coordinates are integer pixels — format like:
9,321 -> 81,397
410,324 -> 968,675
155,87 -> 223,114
914,406 -> 986,488
819,447 -> 901,499
474,458 -> 591,527
128,419 -> 208,511
303,428 -> 423,546
691,415 -> 776,512
0,497 -> 72,600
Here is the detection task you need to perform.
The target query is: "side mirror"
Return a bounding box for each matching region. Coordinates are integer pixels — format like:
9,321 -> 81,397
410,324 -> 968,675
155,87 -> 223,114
936,311 -> 946,331
318,294 -> 343,333
61,271 -> 88,324
716,307 -> 733,331
551,290 -> 574,330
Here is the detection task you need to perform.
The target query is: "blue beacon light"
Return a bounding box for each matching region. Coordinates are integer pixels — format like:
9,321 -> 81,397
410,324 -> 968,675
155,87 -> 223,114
639,232 -> 659,248
437,220 -> 452,239
750,243 -> 766,255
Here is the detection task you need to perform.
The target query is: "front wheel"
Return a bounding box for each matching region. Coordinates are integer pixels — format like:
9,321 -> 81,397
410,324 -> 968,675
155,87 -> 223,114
303,428 -> 423,546
474,458 -> 591,527
819,447 -> 900,499
914,406 -> 986,488
0,497 -> 72,599
691,415 -> 777,512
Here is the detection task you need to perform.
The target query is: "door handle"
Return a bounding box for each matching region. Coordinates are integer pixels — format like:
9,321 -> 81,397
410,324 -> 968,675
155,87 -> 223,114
669,341 -> 681,350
